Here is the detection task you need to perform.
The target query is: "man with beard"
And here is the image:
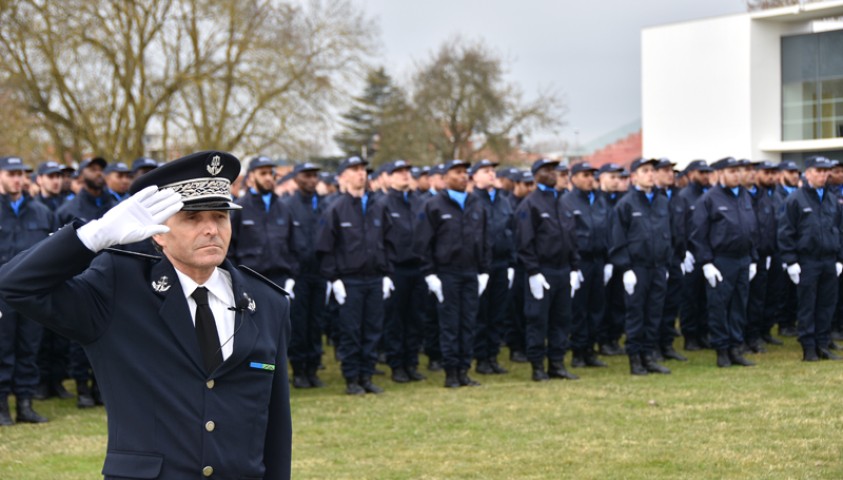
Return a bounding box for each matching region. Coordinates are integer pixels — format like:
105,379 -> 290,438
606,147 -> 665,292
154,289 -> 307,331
56,156 -> 117,408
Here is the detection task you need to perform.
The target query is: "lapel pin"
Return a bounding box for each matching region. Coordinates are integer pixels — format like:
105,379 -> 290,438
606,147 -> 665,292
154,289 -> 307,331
152,275 -> 171,293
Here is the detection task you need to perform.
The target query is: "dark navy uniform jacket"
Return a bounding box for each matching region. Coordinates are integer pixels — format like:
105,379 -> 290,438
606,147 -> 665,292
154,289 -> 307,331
559,187 -> 611,260
514,188 -> 579,276
229,190 -> 299,279
56,189 -> 117,225
0,195 -> 56,266
33,193 -> 65,212
609,188 -> 673,271
749,186 -> 780,258
778,185 -> 843,265
658,186 -> 686,262
379,189 -> 423,268
316,192 -> 392,280
0,225 -> 292,480
690,185 -> 758,265
414,192 -> 491,275
676,182 -> 707,256
472,188 -> 515,268
282,191 -> 325,277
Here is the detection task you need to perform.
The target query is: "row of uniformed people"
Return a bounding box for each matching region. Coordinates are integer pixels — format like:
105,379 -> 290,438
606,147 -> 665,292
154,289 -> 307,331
0,155 -> 161,425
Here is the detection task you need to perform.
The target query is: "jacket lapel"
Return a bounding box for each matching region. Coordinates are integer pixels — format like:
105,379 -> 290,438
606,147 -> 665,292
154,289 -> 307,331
150,260 -> 206,374
212,263 -> 259,378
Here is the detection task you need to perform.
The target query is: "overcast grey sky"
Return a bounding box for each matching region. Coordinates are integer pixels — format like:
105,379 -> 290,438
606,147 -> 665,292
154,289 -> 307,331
353,0 -> 747,149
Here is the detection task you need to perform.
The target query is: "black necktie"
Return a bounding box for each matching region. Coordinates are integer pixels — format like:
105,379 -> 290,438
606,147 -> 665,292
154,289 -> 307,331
192,287 -> 223,373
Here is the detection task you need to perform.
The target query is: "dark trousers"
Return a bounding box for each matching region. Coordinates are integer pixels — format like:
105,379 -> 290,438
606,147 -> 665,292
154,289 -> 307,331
705,256 -> 751,350
288,275 -> 326,374
37,328 -> 69,385
624,266 -> 667,356
69,341 -> 93,384
422,291 -> 441,363
597,269 -> 626,346
796,258 -> 838,350
571,259 -> 605,352
766,253 -> 794,331
437,272 -> 479,371
524,267 -> 571,364
834,272 -> 843,334
504,265 -> 527,353
659,261 -> 682,349
680,264 -> 708,341
0,304 -> 43,398
474,264 -> 510,361
384,267 -> 425,369
745,258 -> 771,344
336,277 -> 383,380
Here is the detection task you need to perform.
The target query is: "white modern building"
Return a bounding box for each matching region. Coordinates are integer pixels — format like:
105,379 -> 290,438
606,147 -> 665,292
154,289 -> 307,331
642,1 -> 843,168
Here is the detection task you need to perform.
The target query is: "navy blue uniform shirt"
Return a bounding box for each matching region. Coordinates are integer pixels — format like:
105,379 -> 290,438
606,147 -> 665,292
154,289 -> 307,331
690,184 -> 758,265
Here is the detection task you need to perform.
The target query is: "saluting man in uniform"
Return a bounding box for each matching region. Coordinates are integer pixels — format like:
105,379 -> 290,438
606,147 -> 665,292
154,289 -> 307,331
0,151 -> 292,479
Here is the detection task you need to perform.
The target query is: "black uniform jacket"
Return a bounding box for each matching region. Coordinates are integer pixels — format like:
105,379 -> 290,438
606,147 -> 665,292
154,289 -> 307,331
283,191 -> 324,277
0,225 -> 292,480
56,189 -> 117,225
379,189 -> 423,268
414,192 -> 491,275
609,188 -> 673,271
229,190 -> 299,279
778,185 -> 843,265
472,188 -> 516,267
0,195 -> 56,265
559,187 -> 611,260
514,188 -> 579,276
690,185 -> 758,265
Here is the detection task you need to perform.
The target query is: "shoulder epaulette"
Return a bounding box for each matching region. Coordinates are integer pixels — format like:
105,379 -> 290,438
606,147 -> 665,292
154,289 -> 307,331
103,247 -> 162,261
238,265 -> 290,297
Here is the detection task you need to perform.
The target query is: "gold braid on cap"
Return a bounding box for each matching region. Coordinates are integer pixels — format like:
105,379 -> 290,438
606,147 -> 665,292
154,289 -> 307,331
163,177 -> 232,202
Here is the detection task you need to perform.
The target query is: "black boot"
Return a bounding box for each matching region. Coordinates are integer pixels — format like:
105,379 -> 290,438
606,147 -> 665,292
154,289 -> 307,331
761,332 -> 783,346
548,360 -> 579,380
661,345 -> 688,361
570,351 -> 586,368
641,353 -> 671,374
728,347 -> 755,367
0,397 -> 13,426
33,383 -> 51,401
345,378 -> 365,395
684,337 -> 702,351
16,398 -> 48,424
629,355 -> 648,376
488,357 -> 508,374
817,346 -> 842,361
405,366 -> 426,381
306,365 -> 325,388
51,381 -> 74,400
802,346 -> 819,362
475,359 -> 494,375
716,349 -> 732,368
457,369 -> 480,387
359,376 -> 384,394
292,368 -> 312,389
509,350 -> 528,363
428,359 -> 443,372
444,369 -> 461,388
584,350 -> 608,367
531,363 -> 549,382
746,339 -> 767,354
76,381 -> 95,409
91,380 -> 104,406
391,367 -> 410,383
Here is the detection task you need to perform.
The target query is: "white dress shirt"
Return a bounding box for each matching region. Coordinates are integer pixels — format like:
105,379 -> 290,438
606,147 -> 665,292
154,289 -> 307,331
174,267 -> 236,361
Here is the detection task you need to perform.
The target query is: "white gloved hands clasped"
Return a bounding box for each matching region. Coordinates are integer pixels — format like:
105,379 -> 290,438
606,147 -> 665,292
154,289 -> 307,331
332,279 -> 347,305
570,270 -> 583,298
528,273 -> 550,300
702,263 -> 723,288
603,264 -> 614,286
622,270 -> 636,296
76,186 -> 183,252
477,273 -> 490,296
382,276 -> 395,300
787,263 -> 801,285
425,274 -> 444,303
748,263 -> 757,282
284,279 -> 296,300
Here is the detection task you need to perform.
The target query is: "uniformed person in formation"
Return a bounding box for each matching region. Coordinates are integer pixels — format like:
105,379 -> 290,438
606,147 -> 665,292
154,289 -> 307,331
316,156 -> 393,395
515,158 -> 581,382
0,156 -> 56,425
690,157 -> 758,368
609,158 -> 672,376
596,163 -> 628,357
415,159 -> 491,388
0,151 -> 292,479
778,156 -> 843,361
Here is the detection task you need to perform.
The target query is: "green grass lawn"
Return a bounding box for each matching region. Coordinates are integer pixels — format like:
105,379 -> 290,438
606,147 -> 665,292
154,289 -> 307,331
1,339 -> 842,479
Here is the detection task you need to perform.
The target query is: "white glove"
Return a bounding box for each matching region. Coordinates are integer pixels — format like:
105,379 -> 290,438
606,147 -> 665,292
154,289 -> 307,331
76,186 -> 183,252
666,271 -> 670,281
507,268 -> 515,289
477,273 -> 490,296
603,264 -> 614,285
787,263 -> 801,285
749,263 -> 757,282
680,263 -> 686,275
528,273 -> 550,300
332,279 -> 347,305
425,274 -> 444,303
702,263 -> 723,288
325,281 -> 332,305
765,256 -> 771,271
837,262 -> 843,277
622,270 -> 636,296
683,251 -> 695,274
570,270 -> 583,298
284,279 -> 296,300
382,276 -> 395,300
